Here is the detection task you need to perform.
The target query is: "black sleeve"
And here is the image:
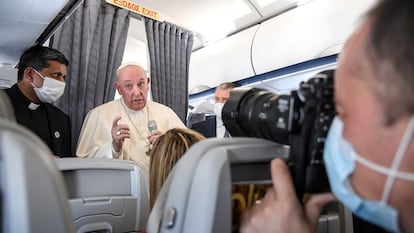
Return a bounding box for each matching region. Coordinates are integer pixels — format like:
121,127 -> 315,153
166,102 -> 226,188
48,105 -> 74,158
58,113 -> 73,157
352,214 -> 390,233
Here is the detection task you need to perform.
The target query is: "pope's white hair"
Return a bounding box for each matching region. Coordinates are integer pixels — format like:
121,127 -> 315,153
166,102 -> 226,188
116,62 -> 148,76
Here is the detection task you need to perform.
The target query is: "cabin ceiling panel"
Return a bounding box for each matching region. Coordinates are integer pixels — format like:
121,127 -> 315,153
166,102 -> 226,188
0,0 -> 71,65
131,0 -> 300,48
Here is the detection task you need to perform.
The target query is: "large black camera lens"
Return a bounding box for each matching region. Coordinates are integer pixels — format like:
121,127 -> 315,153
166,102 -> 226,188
222,88 -> 302,145
222,69 -> 336,196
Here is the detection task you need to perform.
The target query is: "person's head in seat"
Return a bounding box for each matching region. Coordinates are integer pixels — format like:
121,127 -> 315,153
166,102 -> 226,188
149,128 -> 205,209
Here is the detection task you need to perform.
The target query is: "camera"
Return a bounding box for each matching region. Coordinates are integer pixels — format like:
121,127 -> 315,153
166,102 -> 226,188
222,69 -> 335,198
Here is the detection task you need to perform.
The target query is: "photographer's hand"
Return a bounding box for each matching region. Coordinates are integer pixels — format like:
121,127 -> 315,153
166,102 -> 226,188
240,158 -> 335,233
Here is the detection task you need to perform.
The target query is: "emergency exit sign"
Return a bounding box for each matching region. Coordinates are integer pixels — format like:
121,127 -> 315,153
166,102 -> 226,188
106,0 -> 161,21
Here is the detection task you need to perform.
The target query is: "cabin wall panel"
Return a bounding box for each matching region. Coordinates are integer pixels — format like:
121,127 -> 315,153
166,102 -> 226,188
252,0 -> 376,75
189,26 -> 258,91
188,0 -> 376,91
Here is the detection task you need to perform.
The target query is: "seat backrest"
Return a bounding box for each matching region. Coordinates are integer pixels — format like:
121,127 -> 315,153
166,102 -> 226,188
147,137 -> 289,233
0,119 -> 75,233
55,158 -> 149,233
187,112 -> 216,138
147,137 -> 354,233
0,89 -> 15,121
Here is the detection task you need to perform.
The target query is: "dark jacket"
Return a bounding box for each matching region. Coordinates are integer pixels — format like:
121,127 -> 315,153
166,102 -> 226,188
5,84 -> 73,157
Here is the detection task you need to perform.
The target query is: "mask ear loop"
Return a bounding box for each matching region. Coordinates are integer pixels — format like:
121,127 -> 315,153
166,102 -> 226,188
31,68 -> 45,89
381,116 -> 414,204
33,68 -> 45,80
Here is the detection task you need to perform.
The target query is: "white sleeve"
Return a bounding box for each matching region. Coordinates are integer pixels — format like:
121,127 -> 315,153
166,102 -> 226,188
76,109 -> 116,159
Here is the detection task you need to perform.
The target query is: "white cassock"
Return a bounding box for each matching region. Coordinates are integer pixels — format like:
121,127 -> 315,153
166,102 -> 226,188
76,98 -> 186,179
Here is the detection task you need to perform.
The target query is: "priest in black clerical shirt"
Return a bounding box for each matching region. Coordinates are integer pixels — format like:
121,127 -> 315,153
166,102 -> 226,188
5,46 -> 73,158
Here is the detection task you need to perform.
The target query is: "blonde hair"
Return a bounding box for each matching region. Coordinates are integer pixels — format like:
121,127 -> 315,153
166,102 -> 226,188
149,128 -> 205,209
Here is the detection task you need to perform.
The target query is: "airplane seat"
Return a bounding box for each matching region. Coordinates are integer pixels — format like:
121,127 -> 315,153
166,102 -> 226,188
55,158 -> 149,233
187,112 -> 217,138
0,118 -> 75,233
146,137 -> 354,233
317,201 -> 354,233
146,137 -> 290,233
0,89 -> 16,121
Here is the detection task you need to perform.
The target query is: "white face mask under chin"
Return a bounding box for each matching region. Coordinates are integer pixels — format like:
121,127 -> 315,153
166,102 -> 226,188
32,69 -> 66,103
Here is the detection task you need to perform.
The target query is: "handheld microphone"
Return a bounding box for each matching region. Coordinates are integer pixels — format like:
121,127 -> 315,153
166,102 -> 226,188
148,120 -> 158,134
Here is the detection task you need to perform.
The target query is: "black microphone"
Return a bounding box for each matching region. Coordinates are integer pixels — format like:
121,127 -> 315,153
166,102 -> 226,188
148,120 -> 158,134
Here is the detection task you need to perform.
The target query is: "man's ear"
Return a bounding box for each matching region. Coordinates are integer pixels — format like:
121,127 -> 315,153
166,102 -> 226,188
23,67 -> 35,82
114,82 -> 121,95
147,77 -> 151,85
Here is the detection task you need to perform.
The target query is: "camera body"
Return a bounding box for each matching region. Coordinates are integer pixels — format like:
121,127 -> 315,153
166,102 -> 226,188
222,69 -> 335,198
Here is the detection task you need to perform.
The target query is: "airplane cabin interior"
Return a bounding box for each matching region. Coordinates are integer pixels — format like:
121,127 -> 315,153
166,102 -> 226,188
0,0 -> 381,232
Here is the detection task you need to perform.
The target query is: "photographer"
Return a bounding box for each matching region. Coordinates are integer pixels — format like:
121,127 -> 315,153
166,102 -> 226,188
240,0 -> 414,233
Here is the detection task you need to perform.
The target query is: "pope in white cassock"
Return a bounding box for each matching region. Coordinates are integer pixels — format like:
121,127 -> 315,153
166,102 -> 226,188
76,62 -> 185,179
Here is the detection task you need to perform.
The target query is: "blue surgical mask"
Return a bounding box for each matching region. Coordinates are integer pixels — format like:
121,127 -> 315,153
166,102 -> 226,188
324,117 -> 414,233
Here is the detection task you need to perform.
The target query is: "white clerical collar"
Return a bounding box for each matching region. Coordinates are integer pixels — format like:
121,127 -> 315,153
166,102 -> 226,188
28,102 -> 40,110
